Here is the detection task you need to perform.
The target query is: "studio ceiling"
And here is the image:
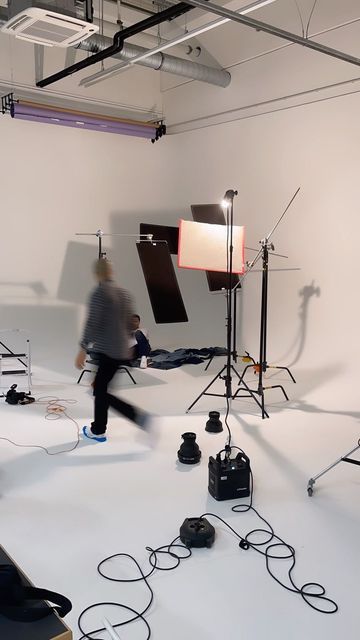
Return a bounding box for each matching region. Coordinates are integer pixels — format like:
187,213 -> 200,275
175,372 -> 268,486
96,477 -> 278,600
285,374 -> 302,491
0,0 -> 359,127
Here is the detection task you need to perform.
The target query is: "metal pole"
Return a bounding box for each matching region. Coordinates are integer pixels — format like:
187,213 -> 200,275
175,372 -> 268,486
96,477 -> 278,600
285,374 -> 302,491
183,0 -> 360,68
27,338 -> 32,393
225,198 -> 234,399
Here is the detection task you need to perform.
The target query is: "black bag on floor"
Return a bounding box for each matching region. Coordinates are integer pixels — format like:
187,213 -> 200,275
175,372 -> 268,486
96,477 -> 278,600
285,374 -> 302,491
0,564 -> 72,622
5,384 -> 35,405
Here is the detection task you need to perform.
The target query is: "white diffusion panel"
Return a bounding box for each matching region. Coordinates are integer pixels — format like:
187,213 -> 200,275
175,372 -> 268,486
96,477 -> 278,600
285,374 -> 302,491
178,219 -> 245,273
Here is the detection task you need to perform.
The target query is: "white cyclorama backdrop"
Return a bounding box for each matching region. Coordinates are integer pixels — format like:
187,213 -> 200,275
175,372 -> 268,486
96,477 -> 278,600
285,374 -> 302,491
161,90 -> 360,376
0,117 -> 231,376
1,93 -> 360,379
178,219 -> 245,273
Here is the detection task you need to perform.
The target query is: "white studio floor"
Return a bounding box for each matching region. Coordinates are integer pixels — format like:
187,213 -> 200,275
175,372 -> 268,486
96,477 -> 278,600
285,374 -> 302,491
0,357 -> 359,640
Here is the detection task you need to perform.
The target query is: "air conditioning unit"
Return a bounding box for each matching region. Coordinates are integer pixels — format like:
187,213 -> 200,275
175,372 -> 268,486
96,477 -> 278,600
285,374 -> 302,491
0,0 -> 99,47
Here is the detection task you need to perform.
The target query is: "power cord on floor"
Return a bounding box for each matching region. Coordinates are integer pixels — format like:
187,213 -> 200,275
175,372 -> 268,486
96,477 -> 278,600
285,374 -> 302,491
76,463 -> 338,639
77,541 -> 192,640
201,468 -> 338,614
0,396 -> 81,455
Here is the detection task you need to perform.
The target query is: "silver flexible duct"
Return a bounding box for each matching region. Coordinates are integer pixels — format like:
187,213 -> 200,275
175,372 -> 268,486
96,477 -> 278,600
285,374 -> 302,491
79,33 -> 231,87
0,8 -> 230,87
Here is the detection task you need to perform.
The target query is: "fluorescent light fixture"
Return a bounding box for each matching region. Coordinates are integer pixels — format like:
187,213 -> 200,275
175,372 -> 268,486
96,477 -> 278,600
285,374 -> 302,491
10,102 -> 158,139
80,0 -> 278,87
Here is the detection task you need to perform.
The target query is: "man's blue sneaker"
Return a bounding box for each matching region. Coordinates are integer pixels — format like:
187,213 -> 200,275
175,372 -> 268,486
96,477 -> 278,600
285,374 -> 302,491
82,426 -> 107,443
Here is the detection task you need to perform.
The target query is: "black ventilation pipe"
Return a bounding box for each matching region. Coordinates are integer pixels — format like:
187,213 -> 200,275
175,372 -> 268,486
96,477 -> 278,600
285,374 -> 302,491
37,2 -> 194,88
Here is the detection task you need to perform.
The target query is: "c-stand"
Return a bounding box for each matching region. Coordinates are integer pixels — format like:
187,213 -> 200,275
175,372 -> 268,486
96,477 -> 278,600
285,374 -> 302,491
186,190 -> 264,415
233,238 -> 295,418
186,187 -> 300,419
233,188 -> 300,418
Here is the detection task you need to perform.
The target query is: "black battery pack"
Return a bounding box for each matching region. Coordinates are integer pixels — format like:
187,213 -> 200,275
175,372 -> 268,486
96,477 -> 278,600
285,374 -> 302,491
208,449 -> 250,501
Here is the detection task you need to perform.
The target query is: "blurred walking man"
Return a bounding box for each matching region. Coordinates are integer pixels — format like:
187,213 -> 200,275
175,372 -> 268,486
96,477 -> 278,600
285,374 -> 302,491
75,259 -> 151,443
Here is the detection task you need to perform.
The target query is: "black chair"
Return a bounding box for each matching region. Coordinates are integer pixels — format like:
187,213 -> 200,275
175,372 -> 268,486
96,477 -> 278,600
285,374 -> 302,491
77,357 -> 136,385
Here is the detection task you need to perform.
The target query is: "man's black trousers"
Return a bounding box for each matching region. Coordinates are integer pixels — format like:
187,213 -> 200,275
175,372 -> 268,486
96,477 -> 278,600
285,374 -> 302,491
91,353 -> 137,435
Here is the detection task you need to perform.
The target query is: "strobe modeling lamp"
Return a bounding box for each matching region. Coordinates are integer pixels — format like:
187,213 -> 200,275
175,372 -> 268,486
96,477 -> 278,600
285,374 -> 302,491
221,189 -> 238,208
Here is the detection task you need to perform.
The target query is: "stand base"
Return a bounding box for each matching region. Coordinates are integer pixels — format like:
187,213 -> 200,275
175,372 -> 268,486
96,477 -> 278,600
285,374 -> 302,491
307,442 -> 360,496
238,362 -> 296,385
186,364 -> 269,418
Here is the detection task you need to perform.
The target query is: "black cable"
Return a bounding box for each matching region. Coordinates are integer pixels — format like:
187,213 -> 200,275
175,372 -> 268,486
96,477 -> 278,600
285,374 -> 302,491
76,450 -> 337,639
77,539 -> 191,639
200,462 -> 338,614
224,396 -> 232,448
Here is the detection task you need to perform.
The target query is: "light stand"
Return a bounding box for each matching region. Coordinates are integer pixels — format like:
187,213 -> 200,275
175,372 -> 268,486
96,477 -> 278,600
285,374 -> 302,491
234,188 -> 300,418
186,190 -> 264,414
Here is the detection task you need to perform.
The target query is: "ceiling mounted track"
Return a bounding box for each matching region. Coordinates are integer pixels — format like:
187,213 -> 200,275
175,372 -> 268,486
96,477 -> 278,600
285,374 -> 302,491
184,0 -> 360,68
36,1 -> 194,88
117,0 -> 173,17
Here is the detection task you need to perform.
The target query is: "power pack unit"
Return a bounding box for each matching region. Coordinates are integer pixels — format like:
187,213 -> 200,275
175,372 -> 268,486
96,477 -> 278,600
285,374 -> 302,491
208,449 -> 250,501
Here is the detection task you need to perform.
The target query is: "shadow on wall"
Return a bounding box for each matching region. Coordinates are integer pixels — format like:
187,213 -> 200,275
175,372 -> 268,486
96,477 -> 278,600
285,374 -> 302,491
0,280 -> 48,297
109,209 -> 229,349
277,280 -> 321,367
57,240 -> 114,305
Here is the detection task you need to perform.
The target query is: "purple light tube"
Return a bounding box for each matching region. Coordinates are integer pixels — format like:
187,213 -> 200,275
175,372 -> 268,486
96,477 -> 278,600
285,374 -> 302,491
11,103 -> 157,139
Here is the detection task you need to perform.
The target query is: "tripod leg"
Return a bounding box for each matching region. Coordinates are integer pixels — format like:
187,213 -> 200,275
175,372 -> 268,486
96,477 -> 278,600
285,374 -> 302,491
186,366 -> 227,413
77,369 -> 91,384
262,392 -> 266,420
230,364 -> 242,381
269,365 -> 296,383
204,356 -> 213,372
233,378 -> 269,418
237,363 -> 252,386
264,384 -> 289,401
122,367 -> 137,384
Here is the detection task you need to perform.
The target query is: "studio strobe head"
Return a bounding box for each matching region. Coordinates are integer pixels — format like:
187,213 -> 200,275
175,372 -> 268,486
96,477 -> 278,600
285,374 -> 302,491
177,432 -> 201,464
205,411 -> 223,433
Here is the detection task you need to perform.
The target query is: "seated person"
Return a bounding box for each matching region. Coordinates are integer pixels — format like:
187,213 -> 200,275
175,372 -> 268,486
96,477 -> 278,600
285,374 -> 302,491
129,314 -> 151,360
